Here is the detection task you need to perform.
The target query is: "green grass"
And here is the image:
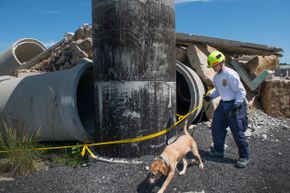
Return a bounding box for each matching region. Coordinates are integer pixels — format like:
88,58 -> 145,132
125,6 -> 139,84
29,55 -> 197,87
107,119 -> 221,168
45,144 -> 87,167
0,127 -> 43,176
0,127 -> 89,176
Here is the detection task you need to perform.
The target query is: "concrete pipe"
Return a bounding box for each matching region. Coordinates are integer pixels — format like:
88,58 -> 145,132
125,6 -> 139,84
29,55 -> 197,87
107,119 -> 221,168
176,61 -> 205,124
0,38 -> 46,75
0,58 -> 95,142
92,0 -> 176,157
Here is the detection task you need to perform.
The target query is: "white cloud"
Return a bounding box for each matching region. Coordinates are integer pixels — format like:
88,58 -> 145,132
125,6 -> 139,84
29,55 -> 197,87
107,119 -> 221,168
43,41 -> 57,48
175,0 -> 211,4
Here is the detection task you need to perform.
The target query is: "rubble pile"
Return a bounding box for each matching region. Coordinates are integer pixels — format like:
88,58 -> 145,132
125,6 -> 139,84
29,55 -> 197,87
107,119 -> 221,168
246,109 -> 290,139
175,33 -> 290,119
21,24 -> 93,73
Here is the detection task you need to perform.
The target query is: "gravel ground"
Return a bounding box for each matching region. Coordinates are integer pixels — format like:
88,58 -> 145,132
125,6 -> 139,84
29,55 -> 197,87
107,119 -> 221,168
1,109 -> 290,193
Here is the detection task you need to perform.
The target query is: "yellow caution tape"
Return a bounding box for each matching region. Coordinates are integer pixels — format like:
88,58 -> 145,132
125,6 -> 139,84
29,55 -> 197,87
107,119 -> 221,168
175,114 -> 184,121
81,144 -> 97,159
88,101 -> 203,147
81,145 -> 87,157
0,101 -> 204,154
0,144 -> 84,153
80,101 -> 203,158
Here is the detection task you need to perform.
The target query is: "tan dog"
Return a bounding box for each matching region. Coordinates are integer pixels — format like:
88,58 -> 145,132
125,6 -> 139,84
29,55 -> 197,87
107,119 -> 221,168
148,120 -> 204,193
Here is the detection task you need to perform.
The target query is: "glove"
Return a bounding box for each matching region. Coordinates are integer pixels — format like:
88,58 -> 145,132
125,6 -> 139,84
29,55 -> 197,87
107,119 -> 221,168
203,95 -> 212,102
232,103 -> 242,112
231,103 -> 242,117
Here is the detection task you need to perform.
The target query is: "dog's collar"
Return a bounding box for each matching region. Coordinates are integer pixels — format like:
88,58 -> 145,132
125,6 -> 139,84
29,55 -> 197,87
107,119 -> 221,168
155,155 -> 170,167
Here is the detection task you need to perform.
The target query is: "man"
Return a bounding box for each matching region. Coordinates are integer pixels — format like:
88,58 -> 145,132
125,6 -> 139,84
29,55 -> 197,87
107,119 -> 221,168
203,50 -> 249,168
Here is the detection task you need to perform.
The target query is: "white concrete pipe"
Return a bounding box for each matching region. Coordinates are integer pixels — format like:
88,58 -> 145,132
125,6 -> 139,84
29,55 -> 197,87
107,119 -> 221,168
0,58 -> 95,142
0,38 -> 46,75
176,61 -> 205,123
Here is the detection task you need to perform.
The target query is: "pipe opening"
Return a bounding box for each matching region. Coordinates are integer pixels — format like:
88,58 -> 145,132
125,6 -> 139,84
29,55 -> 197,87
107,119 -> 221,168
176,61 -> 205,124
76,67 -> 95,136
14,40 -> 46,64
177,70 -> 191,115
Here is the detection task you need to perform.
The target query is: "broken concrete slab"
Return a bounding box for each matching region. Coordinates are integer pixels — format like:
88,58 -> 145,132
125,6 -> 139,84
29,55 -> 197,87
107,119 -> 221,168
186,44 -> 216,86
204,96 -> 220,120
231,60 -> 274,91
176,46 -> 187,64
243,55 -> 279,77
261,77 -> 290,118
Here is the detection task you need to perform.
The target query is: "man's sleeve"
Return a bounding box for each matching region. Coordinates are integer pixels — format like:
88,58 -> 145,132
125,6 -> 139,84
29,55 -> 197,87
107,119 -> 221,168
229,75 -> 246,104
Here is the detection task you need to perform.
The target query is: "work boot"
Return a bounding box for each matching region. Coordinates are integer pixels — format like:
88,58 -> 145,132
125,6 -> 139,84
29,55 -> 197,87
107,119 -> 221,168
235,158 -> 249,168
208,148 -> 224,158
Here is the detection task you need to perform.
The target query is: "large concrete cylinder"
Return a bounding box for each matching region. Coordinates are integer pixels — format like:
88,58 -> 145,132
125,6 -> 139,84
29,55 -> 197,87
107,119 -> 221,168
0,59 -> 95,142
92,0 -> 176,157
0,38 -> 46,75
176,61 -> 205,124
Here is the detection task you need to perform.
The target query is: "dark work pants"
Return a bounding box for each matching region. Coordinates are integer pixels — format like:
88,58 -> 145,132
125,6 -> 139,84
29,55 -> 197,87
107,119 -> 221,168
211,100 -> 249,159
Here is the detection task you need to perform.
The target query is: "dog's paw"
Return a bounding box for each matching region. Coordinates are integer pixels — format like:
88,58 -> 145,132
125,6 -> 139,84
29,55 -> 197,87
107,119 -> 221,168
188,125 -> 194,130
178,171 -> 185,176
199,163 -> 204,170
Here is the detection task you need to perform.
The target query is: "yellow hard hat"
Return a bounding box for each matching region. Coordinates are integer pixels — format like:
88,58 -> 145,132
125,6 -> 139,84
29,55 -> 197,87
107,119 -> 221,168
207,50 -> 225,68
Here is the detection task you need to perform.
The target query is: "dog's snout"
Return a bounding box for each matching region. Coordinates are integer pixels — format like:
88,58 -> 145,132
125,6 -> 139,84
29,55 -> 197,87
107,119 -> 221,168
147,177 -> 155,184
147,173 -> 159,184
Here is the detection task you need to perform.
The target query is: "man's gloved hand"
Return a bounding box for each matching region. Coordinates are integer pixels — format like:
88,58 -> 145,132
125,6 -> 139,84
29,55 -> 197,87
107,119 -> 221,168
231,102 -> 243,117
232,103 -> 242,111
203,95 -> 212,102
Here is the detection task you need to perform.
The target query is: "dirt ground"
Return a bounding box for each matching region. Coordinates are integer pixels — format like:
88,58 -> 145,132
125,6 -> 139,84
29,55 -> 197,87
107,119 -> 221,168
1,110 -> 290,193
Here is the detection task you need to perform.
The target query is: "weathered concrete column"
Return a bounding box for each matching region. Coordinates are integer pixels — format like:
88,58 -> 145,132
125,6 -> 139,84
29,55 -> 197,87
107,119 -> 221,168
92,0 -> 176,157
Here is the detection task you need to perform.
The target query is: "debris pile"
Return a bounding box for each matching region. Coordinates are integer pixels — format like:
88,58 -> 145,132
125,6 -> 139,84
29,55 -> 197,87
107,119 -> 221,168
4,23 -> 289,119
175,32 -> 289,119
16,24 -> 93,73
246,109 -> 290,139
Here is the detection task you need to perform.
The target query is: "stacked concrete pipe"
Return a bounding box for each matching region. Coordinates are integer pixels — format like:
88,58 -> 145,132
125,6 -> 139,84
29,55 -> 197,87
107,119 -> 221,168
0,38 -> 46,75
92,0 -> 176,157
0,58 -> 95,142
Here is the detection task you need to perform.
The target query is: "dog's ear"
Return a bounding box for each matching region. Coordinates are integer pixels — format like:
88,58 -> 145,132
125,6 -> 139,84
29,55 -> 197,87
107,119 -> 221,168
150,160 -> 161,172
159,163 -> 169,176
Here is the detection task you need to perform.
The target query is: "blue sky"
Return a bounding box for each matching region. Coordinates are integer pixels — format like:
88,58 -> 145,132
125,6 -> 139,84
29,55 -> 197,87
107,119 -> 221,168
0,0 -> 289,63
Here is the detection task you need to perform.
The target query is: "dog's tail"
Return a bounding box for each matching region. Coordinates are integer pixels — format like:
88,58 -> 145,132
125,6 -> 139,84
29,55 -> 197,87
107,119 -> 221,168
183,120 -> 190,136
